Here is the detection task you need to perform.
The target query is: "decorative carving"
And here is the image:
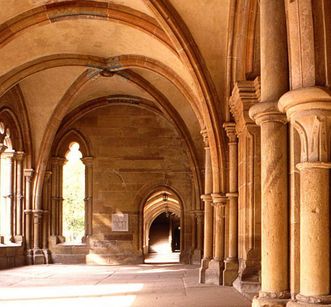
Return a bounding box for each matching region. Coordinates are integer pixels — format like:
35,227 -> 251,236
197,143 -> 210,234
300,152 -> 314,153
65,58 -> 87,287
259,290 -> 290,300
229,77 -> 260,134
200,129 -> 209,148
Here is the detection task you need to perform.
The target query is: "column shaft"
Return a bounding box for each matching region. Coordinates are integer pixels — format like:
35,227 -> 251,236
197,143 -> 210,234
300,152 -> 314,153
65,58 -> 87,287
299,166 -> 329,296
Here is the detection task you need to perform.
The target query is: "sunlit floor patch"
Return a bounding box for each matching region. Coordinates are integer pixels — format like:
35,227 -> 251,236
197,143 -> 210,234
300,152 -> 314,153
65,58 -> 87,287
144,251 -> 180,263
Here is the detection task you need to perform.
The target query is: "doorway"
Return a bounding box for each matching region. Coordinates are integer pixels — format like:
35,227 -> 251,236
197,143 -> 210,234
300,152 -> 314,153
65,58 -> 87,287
142,190 -> 182,263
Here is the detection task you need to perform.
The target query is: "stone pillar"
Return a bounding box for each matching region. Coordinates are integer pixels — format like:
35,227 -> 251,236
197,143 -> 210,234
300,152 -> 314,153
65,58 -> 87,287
205,193 -> 227,285
0,144 -> 7,243
14,152 -> 24,241
229,79 -> 261,299
81,156 -> 93,239
250,0 -> 289,305
4,151 -> 14,242
223,122 -> 239,285
279,87 -> 331,306
49,157 -> 65,244
42,171 -> 52,263
249,103 -> 289,306
199,129 -> 213,283
24,168 -> 34,264
192,210 -> 203,264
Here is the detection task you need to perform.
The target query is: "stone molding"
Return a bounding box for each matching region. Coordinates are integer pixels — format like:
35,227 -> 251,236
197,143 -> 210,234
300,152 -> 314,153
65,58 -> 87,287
296,293 -> 331,305
259,290 -> 290,300
229,77 -> 260,134
249,101 -> 287,126
279,86 -> 331,164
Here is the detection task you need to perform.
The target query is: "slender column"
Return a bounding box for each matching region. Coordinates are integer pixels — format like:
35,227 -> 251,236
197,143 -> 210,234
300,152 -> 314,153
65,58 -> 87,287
0,144 -> 7,243
42,171 -> 52,263
14,152 -> 24,238
223,122 -> 239,285
50,157 -> 65,243
250,104 -> 289,303
199,129 -> 213,283
279,87 -> 331,306
250,0 -> 289,305
81,156 -> 93,239
24,168 -> 34,263
196,211 -> 203,252
4,151 -> 14,242
204,193 -> 227,285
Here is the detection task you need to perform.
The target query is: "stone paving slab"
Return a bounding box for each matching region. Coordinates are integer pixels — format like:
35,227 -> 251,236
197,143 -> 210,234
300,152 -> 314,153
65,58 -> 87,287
0,264 -> 251,307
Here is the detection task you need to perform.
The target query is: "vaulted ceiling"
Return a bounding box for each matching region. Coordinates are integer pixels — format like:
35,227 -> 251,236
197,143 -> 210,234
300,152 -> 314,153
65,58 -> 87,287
0,0 -> 232,193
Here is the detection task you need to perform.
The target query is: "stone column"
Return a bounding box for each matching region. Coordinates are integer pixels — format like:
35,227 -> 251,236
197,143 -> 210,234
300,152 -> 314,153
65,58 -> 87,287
81,156 -> 93,239
205,193 -> 227,285
14,152 -> 24,241
24,168 -> 34,264
229,78 -> 262,298
191,210 -> 204,264
223,122 -> 239,285
199,129 -> 213,283
4,151 -> 14,242
250,0 -> 289,305
49,157 -> 65,245
279,87 -> 331,306
0,144 -> 7,243
42,171 -> 52,263
249,103 -> 289,305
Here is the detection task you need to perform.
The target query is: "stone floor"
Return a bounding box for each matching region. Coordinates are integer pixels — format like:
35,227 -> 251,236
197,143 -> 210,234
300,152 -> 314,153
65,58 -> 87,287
0,264 -> 251,307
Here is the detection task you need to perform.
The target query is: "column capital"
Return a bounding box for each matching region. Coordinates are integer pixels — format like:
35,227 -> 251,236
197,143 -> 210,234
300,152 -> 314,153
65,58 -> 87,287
191,209 -> 204,217
0,143 -> 7,154
279,87 -> 331,163
81,156 -> 94,167
200,194 -> 212,202
200,129 -> 209,148
278,86 -> 331,120
211,193 -> 227,207
44,170 -> 52,181
14,151 -> 25,161
50,157 -> 66,166
24,168 -> 35,179
223,122 -> 237,143
249,101 -> 287,126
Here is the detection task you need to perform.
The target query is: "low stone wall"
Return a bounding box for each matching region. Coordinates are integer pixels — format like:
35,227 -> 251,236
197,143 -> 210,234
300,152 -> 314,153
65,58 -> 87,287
0,245 -> 25,269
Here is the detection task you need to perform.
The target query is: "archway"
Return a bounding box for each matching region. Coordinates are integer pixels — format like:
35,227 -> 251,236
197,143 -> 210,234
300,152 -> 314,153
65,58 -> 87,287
143,190 -> 182,263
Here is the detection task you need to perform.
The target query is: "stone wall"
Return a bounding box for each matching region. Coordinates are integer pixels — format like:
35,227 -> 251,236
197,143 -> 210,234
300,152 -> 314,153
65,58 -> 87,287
50,104 -> 194,264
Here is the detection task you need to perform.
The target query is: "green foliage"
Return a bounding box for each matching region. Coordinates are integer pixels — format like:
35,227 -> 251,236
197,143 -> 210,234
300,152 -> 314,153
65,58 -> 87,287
63,158 -> 85,243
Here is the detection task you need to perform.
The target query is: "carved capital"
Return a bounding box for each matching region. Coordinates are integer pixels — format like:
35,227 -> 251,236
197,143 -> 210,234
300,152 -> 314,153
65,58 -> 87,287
279,87 -> 331,163
211,193 -> 227,207
14,151 -> 25,161
200,194 -> 212,203
223,122 -> 237,143
50,157 -> 66,166
0,143 -> 7,154
24,169 -> 35,180
249,101 -> 287,126
229,77 -> 260,134
200,129 -> 209,148
81,156 -> 94,167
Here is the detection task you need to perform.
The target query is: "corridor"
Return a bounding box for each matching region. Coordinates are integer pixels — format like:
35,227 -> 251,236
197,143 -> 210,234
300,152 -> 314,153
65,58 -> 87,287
0,264 -> 250,307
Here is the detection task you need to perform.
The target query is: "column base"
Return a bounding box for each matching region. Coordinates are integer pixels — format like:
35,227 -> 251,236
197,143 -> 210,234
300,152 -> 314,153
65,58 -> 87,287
286,294 -> 331,306
287,301 -> 331,307
25,249 -> 33,265
223,257 -> 239,286
204,258 -> 224,285
32,248 -> 46,264
42,249 -> 52,264
253,297 -> 289,307
199,257 -> 211,283
191,249 -> 202,265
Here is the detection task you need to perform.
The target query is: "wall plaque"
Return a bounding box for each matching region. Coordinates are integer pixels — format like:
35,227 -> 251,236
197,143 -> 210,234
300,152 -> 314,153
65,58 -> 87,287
112,213 -> 129,232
